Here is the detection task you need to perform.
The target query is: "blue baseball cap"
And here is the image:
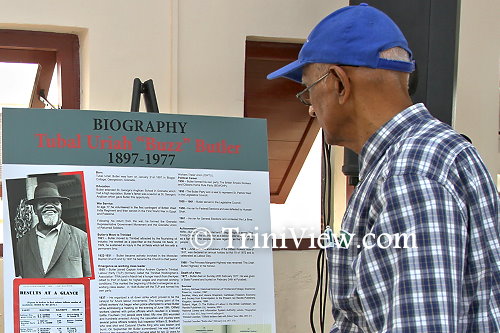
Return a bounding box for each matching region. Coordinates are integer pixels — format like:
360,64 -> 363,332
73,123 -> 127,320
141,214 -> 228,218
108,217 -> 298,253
267,3 -> 415,83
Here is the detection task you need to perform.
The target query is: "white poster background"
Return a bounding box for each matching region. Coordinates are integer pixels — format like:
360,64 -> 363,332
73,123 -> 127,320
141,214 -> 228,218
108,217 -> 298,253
3,164 -> 275,333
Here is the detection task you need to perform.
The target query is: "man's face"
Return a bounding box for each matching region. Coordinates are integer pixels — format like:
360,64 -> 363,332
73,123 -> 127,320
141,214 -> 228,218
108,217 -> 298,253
302,64 -> 337,145
302,64 -> 352,147
35,198 -> 62,228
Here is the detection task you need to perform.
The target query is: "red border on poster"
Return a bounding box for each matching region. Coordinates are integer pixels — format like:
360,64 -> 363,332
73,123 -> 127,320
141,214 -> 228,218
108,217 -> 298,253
13,278 -> 91,333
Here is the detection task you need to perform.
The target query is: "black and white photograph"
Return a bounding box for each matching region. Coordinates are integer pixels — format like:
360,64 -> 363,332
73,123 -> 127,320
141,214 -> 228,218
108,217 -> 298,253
6,172 -> 92,279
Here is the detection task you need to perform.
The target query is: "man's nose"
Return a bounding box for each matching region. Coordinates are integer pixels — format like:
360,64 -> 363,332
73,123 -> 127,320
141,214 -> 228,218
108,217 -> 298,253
308,105 -> 316,117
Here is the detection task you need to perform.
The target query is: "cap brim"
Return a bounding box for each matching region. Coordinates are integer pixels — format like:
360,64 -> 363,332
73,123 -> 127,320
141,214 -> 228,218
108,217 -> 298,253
266,60 -> 306,83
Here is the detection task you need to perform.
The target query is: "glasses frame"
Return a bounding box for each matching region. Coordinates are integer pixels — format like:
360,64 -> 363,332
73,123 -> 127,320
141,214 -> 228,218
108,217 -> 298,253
296,71 -> 331,106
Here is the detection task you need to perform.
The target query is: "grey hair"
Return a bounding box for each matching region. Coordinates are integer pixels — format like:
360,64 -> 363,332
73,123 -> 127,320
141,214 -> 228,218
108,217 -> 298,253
379,47 -> 411,62
312,47 -> 410,72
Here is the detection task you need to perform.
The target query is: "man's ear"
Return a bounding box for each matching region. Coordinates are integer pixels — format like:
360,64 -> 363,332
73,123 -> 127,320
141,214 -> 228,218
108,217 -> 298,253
330,65 -> 350,104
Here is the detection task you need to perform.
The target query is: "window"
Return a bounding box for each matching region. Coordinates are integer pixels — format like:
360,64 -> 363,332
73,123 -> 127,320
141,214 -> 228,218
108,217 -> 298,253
244,39 -> 323,247
244,39 -> 320,204
0,29 -> 80,109
0,62 -> 41,108
0,29 -> 80,179
0,29 -> 80,255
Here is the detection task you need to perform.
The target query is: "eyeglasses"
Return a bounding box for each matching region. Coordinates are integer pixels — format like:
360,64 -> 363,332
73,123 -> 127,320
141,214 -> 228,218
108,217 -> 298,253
296,71 -> 330,106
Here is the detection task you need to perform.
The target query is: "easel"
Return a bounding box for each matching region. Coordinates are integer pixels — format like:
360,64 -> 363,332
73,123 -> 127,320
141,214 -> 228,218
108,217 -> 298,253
130,78 -> 159,113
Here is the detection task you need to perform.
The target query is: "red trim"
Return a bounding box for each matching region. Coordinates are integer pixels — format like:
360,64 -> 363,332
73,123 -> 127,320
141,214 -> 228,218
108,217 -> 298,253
14,278 -> 91,333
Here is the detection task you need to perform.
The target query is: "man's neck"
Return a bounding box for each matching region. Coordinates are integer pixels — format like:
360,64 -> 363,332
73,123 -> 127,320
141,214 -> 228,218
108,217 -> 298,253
36,220 -> 62,236
348,96 -> 413,153
343,68 -> 413,153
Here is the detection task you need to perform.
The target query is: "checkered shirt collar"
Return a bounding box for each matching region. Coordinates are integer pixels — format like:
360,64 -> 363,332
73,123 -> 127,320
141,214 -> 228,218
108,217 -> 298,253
359,103 -> 429,182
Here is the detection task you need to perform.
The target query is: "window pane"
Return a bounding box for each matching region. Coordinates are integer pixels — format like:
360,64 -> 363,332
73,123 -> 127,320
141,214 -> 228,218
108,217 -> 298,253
46,65 -> 60,109
0,62 -> 39,109
270,131 -> 322,238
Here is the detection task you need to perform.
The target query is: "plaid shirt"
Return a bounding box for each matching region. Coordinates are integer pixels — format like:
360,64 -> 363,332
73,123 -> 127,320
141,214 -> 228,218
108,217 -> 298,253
328,103 -> 500,332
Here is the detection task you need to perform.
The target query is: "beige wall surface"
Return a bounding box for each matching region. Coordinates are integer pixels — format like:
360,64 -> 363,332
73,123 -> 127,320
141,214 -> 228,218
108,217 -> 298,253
273,250 -> 333,332
176,0 -> 345,117
454,0 -> 500,180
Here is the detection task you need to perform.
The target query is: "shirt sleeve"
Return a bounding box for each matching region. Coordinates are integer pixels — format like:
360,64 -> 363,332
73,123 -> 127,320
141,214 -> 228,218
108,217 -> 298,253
353,174 -> 466,332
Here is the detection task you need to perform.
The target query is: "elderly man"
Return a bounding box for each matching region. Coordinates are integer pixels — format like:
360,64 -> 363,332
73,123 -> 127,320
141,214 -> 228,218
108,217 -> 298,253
268,4 -> 499,332
16,182 -> 91,278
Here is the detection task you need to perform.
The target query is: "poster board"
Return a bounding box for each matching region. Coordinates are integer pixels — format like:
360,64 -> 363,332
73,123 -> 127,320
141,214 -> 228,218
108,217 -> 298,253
3,108 -> 275,333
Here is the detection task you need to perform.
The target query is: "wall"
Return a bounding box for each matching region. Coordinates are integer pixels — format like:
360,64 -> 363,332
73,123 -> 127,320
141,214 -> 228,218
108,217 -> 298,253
176,0 -> 346,117
454,0 -> 500,180
273,251 -> 333,331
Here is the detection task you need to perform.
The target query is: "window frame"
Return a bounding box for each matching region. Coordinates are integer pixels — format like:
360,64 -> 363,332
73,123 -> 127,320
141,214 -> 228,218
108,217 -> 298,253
0,29 -> 80,109
0,30 -> 80,256
244,39 -> 323,250
244,39 -> 320,205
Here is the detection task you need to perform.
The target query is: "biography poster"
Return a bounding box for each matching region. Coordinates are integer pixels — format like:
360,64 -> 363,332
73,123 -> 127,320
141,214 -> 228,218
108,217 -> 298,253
3,108 -> 275,333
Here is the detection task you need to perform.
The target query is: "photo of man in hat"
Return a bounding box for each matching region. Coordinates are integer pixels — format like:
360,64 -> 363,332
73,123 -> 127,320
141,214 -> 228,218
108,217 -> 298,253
16,181 -> 91,278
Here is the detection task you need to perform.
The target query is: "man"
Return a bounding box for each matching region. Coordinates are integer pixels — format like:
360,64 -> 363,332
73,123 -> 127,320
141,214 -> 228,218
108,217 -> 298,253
16,182 -> 91,278
268,4 -> 499,332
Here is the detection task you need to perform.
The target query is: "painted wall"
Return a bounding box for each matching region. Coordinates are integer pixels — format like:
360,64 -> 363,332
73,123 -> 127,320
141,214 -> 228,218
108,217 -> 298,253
176,0 -> 345,117
454,0 -> 500,180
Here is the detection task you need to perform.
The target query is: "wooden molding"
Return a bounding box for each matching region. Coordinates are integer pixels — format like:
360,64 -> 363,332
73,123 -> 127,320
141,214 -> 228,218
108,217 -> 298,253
244,40 -> 320,204
0,29 -> 80,109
